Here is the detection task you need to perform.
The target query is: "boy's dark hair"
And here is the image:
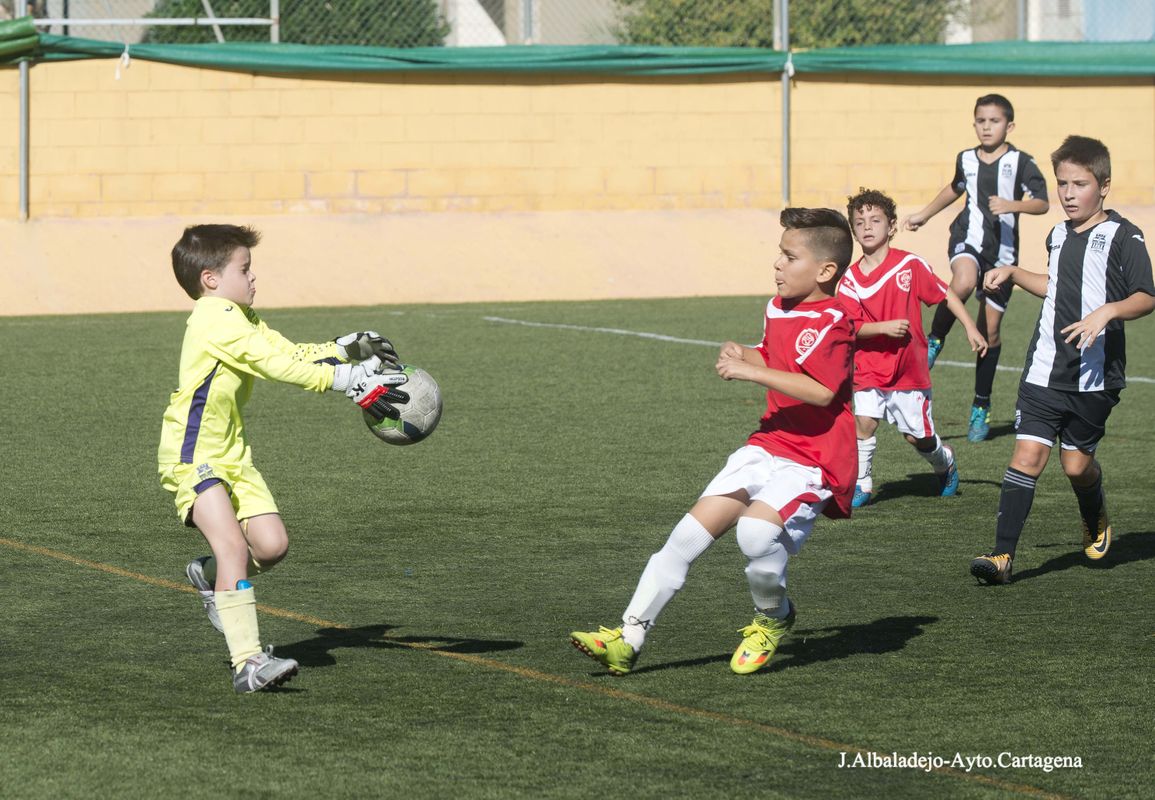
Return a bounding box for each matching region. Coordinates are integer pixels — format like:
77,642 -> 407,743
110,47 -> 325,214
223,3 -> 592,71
780,207 -> 853,280
846,187 -> 897,227
975,93 -> 1014,122
172,224 -> 261,300
1051,135 -> 1111,185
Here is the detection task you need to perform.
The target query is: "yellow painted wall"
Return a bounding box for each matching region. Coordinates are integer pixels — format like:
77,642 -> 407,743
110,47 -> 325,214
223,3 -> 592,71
0,61 -> 779,218
3,61 -> 1154,220
789,74 -> 1155,208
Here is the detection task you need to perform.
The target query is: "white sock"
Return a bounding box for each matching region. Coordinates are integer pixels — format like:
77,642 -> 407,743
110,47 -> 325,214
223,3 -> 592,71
857,436 -> 877,493
736,516 -> 789,616
918,435 -> 953,474
620,514 -> 715,650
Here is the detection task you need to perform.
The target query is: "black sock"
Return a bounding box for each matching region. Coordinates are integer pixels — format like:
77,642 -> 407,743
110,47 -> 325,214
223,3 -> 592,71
974,344 -> 1001,406
929,301 -> 956,341
1072,464 -> 1105,531
994,467 -> 1037,557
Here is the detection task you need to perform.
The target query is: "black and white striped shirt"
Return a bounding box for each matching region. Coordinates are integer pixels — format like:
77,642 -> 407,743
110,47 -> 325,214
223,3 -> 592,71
1022,211 -> 1155,392
948,144 -> 1048,267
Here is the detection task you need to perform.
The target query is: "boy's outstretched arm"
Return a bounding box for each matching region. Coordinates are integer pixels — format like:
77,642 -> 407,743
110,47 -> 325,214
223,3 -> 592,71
988,195 -> 1049,216
985,265 -> 1048,299
943,288 -> 989,356
1062,291 -> 1155,351
715,343 -> 835,407
904,184 -> 962,231
856,319 -> 910,339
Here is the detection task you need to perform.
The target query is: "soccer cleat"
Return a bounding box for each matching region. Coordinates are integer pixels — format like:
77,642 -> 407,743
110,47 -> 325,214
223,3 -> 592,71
233,645 -> 299,693
927,335 -> 944,369
851,485 -> 873,508
970,552 -> 1013,585
967,405 -> 991,442
938,454 -> 960,498
570,626 -> 638,676
730,602 -> 796,675
186,557 -> 223,632
1081,511 -> 1112,561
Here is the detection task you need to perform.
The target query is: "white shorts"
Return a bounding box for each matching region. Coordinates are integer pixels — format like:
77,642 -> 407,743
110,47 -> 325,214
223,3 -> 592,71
854,388 -> 936,439
700,445 -> 831,554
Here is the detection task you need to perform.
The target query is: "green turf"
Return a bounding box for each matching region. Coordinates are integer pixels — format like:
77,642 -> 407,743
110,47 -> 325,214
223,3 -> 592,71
1,294 -> 1153,799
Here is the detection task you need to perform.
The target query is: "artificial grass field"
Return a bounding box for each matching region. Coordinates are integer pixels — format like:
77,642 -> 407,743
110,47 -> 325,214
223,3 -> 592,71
1,294 -> 1153,799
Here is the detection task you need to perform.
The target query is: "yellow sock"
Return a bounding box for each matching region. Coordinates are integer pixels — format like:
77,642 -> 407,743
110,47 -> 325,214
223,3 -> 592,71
216,587 -> 262,671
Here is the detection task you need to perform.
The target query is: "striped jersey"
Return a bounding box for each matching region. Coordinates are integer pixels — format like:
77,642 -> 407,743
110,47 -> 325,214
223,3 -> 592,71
749,295 -> 856,518
158,297 -> 343,469
1022,211 -> 1155,392
948,144 -> 1047,267
837,248 -> 948,392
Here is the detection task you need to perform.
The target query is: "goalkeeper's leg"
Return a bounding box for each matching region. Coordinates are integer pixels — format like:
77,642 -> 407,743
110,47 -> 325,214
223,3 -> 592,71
191,486 -> 296,690
241,514 -> 289,573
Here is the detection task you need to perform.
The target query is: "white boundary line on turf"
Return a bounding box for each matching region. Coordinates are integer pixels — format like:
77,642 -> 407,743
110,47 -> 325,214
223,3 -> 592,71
484,316 -> 1155,385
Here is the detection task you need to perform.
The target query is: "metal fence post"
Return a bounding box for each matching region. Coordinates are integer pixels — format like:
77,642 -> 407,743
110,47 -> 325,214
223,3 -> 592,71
270,0 -> 280,43
780,0 -> 790,207
522,0 -> 534,44
19,58 -> 29,222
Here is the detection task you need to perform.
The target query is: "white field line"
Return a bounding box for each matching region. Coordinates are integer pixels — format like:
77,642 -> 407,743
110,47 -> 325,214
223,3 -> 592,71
484,316 -> 1155,385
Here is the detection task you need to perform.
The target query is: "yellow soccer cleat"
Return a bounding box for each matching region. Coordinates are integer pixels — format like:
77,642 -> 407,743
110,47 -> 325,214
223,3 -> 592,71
1082,511 -> 1112,561
730,603 -> 795,675
970,552 -> 1013,585
570,626 -> 638,676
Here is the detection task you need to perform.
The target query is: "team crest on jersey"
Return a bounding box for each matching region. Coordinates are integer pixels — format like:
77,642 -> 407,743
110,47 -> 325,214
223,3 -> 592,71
1001,162 -> 1013,178
896,269 -> 912,291
1091,232 -> 1108,252
795,328 -> 820,356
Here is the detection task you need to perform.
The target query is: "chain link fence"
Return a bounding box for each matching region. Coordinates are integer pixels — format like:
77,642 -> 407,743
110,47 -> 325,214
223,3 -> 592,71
5,0 -> 1154,47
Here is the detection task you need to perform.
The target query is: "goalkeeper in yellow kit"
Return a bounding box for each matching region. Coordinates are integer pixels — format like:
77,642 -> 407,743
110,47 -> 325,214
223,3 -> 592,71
158,224 -> 409,693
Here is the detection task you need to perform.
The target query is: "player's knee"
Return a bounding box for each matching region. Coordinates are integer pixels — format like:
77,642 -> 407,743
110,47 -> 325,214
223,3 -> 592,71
250,542 -> 287,572
736,516 -> 782,560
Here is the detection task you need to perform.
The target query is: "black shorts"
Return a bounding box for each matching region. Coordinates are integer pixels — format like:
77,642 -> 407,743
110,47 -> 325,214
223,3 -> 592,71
1014,382 -> 1121,453
948,242 -> 1014,312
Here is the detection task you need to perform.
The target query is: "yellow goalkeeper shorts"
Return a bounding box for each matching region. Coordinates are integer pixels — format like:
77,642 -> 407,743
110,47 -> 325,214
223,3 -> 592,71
159,459 -> 279,527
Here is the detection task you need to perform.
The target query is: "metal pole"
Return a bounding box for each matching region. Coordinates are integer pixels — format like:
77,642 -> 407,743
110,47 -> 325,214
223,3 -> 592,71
19,59 -> 30,222
522,0 -> 534,44
200,0 -> 225,42
270,0 -> 279,43
780,0 -> 790,207
1017,0 -> 1027,40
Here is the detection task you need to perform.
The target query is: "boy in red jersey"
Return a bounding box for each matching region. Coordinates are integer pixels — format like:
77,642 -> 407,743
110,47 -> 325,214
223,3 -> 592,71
570,208 -> 857,676
839,189 -> 988,507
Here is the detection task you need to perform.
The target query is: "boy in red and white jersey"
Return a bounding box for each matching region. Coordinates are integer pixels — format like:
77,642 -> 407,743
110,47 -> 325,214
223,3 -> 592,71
570,208 -> 856,676
838,188 -> 987,507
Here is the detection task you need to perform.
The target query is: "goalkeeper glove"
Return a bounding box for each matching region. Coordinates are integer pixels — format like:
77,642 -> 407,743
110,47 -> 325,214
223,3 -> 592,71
332,360 -> 410,422
335,331 -> 400,367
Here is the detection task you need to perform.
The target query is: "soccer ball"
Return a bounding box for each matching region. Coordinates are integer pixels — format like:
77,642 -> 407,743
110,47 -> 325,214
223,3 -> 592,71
363,365 -> 442,446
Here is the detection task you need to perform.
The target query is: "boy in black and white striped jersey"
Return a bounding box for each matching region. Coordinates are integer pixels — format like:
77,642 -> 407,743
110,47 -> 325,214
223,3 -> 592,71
970,135 -> 1155,585
904,95 -> 1049,442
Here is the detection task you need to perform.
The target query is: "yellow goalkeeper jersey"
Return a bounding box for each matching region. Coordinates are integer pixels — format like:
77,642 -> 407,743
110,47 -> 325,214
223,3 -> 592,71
158,297 -> 343,468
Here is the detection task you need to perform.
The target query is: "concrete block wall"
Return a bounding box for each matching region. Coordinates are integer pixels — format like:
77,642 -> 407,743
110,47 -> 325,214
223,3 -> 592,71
0,61 -> 780,218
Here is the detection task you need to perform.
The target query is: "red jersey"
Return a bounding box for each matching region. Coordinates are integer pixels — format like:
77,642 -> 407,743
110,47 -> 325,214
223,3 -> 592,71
747,295 -> 856,519
837,248 -> 947,392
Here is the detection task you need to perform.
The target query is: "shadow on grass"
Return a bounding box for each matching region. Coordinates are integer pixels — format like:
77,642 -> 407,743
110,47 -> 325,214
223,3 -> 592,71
628,615 -> 938,676
863,473 -> 999,506
278,624 -> 523,668
1010,531 -> 1155,583
941,422 -> 1016,443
